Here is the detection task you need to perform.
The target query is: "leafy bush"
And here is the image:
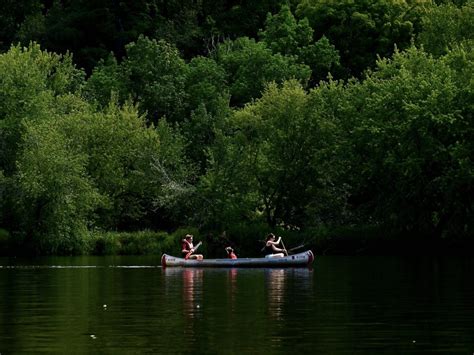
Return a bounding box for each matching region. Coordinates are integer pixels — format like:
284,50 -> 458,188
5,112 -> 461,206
88,228 -> 200,256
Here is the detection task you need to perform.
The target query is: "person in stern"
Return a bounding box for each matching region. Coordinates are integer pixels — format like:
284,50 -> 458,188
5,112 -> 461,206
264,233 -> 286,258
181,234 -> 203,260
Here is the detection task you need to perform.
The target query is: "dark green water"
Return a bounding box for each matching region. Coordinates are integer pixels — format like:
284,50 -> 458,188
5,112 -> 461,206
0,256 -> 473,354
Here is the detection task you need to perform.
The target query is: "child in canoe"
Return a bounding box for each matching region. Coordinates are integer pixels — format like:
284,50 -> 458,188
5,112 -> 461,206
225,246 -> 238,259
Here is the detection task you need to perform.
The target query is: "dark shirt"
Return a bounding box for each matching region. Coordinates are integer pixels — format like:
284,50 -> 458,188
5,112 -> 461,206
264,244 -> 274,255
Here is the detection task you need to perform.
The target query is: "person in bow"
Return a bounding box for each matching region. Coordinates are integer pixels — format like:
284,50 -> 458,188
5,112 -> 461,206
181,234 -> 203,260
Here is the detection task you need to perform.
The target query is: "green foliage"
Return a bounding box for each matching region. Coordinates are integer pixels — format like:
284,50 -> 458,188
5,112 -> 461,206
260,5 -> 341,84
151,119 -> 197,226
122,36 -> 188,122
70,102 -> 163,230
296,0 -> 430,77
15,11 -> 46,47
0,0 -> 472,256
259,4 -> 313,56
215,37 -> 311,106
0,42 -> 83,119
185,56 -> 228,115
417,1 -> 474,56
0,228 -> 10,255
84,36 -> 189,122
0,0 -> 43,51
83,54 -> 127,108
200,0 -> 288,43
89,230 -> 175,255
0,42 -> 84,176
201,80 -> 346,229
13,95 -> 181,254
16,107 -> 103,254
152,1 -> 204,57
41,0 -> 121,72
299,36 -> 341,83
348,45 -> 474,237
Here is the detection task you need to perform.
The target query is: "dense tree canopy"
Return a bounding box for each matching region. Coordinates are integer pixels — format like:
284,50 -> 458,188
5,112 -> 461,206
296,0 -> 431,77
347,45 -> 474,237
0,0 -> 472,254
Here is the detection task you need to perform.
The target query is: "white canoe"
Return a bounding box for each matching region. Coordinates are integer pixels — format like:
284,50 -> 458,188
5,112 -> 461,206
161,250 -> 314,268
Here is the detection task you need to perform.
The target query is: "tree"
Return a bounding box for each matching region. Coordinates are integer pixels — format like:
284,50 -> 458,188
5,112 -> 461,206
0,42 -> 84,175
0,42 -> 195,253
417,1 -> 474,56
348,45 -> 474,237
41,0 -> 117,72
296,0 -> 431,77
180,56 -> 231,172
16,103 -> 103,254
260,4 -> 341,84
65,101 -> 163,230
121,36 -> 188,122
200,80 -> 346,228
200,0 -> 288,43
14,95 -> 186,253
83,53 -> 127,108
86,36 -> 190,122
184,56 -> 229,115
214,37 -> 311,106
151,118 -> 197,227
0,0 -> 42,51
259,4 -> 314,56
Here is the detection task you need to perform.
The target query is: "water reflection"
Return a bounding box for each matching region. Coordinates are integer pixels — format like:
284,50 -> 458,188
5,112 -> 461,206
163,268 -> 204,321
182,268 -> 203,320
265,269 -> 286,320
227,268 -> 238,314
265,268 -> 313,321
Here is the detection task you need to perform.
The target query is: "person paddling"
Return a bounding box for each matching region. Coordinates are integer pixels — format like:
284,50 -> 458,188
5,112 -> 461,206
264,233 -> 286,258
182,234 -> 203,260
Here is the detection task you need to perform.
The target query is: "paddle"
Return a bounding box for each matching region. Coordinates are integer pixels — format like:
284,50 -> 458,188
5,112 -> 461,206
287,244 -> 305,254
185,241 -> 202,260
280,238 -> 288,256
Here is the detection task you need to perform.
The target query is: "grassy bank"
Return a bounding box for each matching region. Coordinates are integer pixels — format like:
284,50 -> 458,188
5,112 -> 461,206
87,224 -> 474,257
1,225 -> 472,257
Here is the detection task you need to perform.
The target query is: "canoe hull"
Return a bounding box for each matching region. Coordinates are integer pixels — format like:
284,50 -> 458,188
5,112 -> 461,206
161,250 -> 314,268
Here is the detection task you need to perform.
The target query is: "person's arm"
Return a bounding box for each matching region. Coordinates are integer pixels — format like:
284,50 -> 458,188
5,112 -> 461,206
271,244 -> 284,253
182,241 -> 193,254
267,237 -> 281,246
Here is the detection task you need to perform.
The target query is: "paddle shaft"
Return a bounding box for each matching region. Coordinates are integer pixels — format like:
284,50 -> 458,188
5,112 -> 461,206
185,241 -> 202,260
280,238 -> 288,256
287,244 -> 305,254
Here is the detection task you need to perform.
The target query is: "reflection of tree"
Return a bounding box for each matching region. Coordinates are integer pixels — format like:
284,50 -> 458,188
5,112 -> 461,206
265,269 -> 287,321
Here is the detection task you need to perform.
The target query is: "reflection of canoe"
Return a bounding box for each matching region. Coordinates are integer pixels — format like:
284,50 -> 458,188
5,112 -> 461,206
161,250 -> 314,268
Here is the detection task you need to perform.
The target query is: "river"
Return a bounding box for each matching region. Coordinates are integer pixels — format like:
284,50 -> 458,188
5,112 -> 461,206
0,255 -> 473,353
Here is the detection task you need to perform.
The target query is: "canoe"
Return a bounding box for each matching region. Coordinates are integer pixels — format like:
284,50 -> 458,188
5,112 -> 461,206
161,250 -> 314,268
